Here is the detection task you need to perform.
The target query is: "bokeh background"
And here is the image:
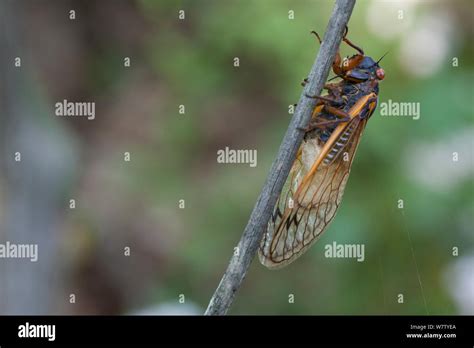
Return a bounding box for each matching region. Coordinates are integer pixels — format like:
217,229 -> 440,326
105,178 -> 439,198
0,0 -> 472,315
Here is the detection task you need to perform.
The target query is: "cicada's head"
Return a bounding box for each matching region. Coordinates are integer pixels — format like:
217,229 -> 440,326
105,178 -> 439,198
345,55 -> 385,83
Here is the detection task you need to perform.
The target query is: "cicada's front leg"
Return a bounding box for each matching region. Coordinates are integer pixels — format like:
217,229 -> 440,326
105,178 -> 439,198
332,26 -> 364,76
300,31 -> 323,87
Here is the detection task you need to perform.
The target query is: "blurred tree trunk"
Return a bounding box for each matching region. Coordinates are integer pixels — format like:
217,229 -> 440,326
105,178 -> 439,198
0,0 -> 77,314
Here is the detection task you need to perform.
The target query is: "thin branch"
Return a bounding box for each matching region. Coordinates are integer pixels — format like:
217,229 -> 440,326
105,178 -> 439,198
205,0 -> 356,315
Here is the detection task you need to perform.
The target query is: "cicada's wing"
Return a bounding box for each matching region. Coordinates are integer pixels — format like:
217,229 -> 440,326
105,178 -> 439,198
259,117 -> 368,269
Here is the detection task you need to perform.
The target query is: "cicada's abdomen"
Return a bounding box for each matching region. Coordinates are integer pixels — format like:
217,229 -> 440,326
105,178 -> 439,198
323,120 -> 358,165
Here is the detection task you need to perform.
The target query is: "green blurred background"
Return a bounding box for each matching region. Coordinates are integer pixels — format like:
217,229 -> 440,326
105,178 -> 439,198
0,0 -> 472,315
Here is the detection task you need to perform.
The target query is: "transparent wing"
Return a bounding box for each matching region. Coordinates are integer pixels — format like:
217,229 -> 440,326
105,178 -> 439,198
259,117 -> 368,269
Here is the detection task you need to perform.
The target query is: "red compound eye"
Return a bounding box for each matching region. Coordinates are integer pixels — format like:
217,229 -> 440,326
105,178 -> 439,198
376,68 -> 385,80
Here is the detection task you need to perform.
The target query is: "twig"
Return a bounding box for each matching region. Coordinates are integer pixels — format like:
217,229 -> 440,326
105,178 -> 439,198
205,0 -> 356,315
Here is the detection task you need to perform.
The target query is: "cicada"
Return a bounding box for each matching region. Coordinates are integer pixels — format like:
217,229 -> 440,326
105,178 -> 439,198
259,27 -> 385,269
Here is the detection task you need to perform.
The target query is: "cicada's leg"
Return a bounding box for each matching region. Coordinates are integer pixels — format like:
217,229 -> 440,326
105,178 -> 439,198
333,26 -> 365,75
334,52 -> 364,76
299,104 -> 351,133
323,105 -> 350,118
324,82 -> 342,90
323,83 -> 345,104
305,93 -> 344,108
310,30 -> 322,44
303,77 -> 340,88
332,51 -> 343,76
342,54 -> 364,73
342,26 -> 364,55
301,31 -> 323,86
302,116 -> 351,133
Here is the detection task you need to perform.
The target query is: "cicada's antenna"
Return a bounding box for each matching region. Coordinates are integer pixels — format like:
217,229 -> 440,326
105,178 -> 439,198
376,51 -> 389,64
